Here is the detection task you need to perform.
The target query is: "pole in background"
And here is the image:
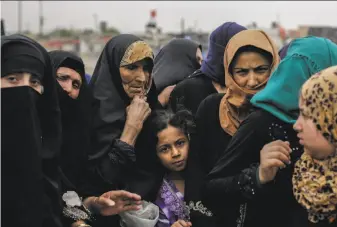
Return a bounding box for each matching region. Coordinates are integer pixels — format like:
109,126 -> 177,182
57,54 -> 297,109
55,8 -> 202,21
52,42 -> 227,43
1,19 -> 5,36
39,1 -> 44,37
18,1 -> 22,33
93,14 -> 98,32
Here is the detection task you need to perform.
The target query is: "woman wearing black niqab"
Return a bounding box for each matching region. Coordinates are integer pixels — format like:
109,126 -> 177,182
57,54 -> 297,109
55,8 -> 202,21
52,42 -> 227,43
1,34 -> 62,227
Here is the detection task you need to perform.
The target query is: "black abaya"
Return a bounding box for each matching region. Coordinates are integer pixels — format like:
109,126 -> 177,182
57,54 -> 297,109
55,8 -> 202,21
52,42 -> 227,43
1,34 -> 62,227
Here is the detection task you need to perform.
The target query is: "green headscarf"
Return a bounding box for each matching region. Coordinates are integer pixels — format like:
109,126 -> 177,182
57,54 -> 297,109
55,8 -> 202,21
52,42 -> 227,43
250,36 -> 337,123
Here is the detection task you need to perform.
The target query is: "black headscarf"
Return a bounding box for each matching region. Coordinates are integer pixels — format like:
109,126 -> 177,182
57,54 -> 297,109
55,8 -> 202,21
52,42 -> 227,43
49,50 -> 92,192
199,22 -> 246,86
1,34 -> 62,227
153,38 -> 202,93
88,34 -> 158,163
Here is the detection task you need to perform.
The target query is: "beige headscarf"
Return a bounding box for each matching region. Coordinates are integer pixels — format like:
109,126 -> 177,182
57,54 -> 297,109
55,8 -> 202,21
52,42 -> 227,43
219,30 -> 280,135
292,65 -> 337,224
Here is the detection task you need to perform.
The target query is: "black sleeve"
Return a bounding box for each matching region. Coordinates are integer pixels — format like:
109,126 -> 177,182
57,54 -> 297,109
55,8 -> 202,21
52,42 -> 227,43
203,111 -> 273,210
81,138 -> 136,197
195,93 -> 224,173
168,81 -> 186,113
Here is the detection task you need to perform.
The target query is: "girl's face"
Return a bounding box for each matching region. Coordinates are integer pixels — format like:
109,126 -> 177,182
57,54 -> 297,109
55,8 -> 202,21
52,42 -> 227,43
119,59 -> 152,98
1,72 -> 43,94
293,97 -> 335,160
156,125 -> 189,172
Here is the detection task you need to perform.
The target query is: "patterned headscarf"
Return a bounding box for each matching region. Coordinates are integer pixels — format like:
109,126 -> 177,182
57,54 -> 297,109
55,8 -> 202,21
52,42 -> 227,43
292,65 -> 337,224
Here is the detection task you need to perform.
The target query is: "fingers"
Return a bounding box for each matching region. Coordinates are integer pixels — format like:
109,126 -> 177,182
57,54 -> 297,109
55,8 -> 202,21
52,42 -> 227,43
265,158 -> 287,169
95,196 -> 115,207
267,140 -> 291,151
267,145 -> 291,158
122,204 -> 142,212
106,190 -> 142,201
175,220 -> 192,227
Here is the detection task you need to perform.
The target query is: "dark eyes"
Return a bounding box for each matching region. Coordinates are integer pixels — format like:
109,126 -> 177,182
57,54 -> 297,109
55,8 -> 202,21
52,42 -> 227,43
125,64 -> 152,72
30,78 -> 42,87
157,139 -> 186,153
56,75 -> 68,81
234,66 -> 270,75
176,139 -> 185,147
159,146 -> 169,153
57,75 -> 81,90
126,65 -> 138,70
6,75 -> 41,87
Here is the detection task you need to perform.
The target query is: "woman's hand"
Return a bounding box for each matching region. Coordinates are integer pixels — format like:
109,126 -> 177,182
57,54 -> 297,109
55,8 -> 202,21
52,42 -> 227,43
158,85 -> 176,107
259,140 -> 292,184
84,190 -> 142,216
171,220 -> 192,227
125,95 -> 151,131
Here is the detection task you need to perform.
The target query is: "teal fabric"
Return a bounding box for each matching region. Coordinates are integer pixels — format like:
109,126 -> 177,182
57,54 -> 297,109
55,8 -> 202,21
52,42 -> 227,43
251,36 -> 337,123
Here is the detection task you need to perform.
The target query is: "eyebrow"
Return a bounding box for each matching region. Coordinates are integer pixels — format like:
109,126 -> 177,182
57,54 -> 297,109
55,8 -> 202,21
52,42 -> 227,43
234,65 -> 270,70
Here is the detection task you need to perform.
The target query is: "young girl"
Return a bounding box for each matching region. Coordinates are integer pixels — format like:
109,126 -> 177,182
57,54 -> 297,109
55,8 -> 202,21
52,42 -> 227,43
293,65 -> 337,225
144,109 -> 215,227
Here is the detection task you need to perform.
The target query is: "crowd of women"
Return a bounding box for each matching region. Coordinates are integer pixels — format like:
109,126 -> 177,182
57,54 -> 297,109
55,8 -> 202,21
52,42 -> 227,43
2,21 -> 337,227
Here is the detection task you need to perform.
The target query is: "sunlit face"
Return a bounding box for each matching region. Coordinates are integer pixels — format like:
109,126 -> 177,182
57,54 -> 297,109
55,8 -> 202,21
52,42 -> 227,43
56,67 -> 82,99
196,47 -> 203,66
232,52 -> 271,89
293,97 -> 335,160
119,59 -> 152,99
156,125 -> 190,172
1,72 -> 43,94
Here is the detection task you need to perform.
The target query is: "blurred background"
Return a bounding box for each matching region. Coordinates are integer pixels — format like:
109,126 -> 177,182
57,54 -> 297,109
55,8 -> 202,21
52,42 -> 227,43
2,1 -> 337,75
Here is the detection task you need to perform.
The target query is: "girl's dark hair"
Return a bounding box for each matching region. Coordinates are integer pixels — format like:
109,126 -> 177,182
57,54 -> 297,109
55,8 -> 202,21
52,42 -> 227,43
150,109 -> 196,140
140,108 -> 196,170
229,45 -> 273,75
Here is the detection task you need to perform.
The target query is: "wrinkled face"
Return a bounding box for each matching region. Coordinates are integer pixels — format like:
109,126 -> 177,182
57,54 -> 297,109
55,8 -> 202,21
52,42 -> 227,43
119,58 -> 152,99
1,72 -> 43,94
232,51 -> 271,89
196,47 -> 203,66
56,67 -> 82,99
156,125 -> 190,172
293,97 -> 335,160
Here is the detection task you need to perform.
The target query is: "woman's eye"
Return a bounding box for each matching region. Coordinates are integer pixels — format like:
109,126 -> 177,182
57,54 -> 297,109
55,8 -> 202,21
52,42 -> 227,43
126,65 -> 138,70
30,79 -> 41,87
72,82 -> 80,90
57,75 -> 68,81
235,70 -> 247,75
7,76 -> 18,82
256,67 -> 269,73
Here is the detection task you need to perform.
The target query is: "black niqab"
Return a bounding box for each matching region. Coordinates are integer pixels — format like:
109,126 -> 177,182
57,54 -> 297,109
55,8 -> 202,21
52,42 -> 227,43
1,34 -> 62,227
153,38 -> 201,93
